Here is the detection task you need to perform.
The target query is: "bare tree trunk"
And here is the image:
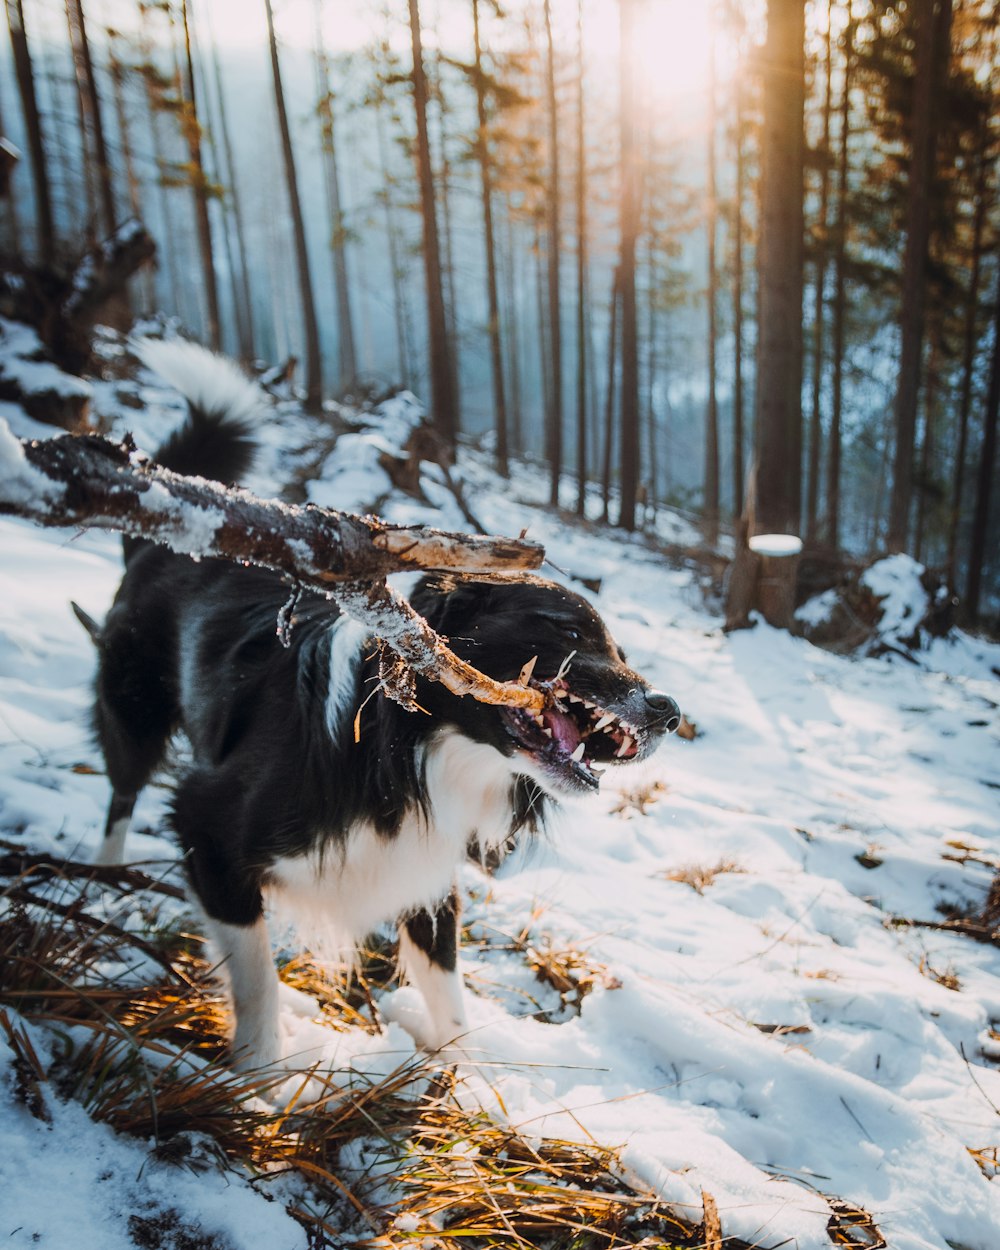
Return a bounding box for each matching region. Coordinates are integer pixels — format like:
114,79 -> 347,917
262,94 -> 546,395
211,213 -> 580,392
407,0 -> 458,443
947,112 -> 989,589
806,0 -> 834,542
503,203 -> 523,456
755,0 -> 805,538
543,0 -> 564,507
704,7 -> 720,544
732,65 -> 746,519
472,0 -> 509,477
264,0 -> 322,410
315,2 -> 356,389
827,0 -> 852,550
206,9 -> 254,362
66,0 -> 116,238
375,96 -> 413,389
434,54 -> 462,430
914,327 -> 940,562
574,0 -> 588,515
887,0 -> 954,552
180,0 -> 221,350
5,0 -> 55,263
964,267 -> 1000,624
602,265 -> 620,524
617,0 -> 641,532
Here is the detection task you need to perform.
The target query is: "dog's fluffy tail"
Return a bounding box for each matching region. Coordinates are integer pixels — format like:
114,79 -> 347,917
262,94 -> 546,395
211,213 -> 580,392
134,337 -> 263,485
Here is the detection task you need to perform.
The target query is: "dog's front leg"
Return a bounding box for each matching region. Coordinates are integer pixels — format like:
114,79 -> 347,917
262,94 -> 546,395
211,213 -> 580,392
205,916 -> 282,1072
399,889 -> 468,1053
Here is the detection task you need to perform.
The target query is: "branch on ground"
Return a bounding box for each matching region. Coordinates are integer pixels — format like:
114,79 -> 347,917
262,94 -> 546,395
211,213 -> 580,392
0,423 -> 547,714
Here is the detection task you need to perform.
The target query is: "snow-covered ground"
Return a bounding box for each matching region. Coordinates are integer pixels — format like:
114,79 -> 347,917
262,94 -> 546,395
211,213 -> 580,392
2,344 -> 1000,1250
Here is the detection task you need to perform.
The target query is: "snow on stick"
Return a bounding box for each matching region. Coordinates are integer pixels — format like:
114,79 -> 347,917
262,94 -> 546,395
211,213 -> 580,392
0,423 -> 547,713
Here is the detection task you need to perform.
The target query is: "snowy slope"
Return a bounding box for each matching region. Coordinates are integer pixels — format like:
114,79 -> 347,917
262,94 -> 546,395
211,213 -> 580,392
2,351 -> 1000,1250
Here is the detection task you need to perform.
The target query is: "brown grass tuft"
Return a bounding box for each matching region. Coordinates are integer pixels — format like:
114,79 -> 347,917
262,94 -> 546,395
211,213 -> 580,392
660,860 -> 745,896
610,780 -> 668,818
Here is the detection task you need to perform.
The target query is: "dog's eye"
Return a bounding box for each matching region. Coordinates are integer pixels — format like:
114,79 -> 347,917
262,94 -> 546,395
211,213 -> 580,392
561,627 -> 582,643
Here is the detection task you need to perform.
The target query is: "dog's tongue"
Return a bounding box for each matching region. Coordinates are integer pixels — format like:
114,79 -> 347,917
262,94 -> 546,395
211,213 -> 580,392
543,707 -> 582,753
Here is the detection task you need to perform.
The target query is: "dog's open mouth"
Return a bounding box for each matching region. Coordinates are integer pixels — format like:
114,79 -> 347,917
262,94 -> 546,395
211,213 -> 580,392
499,676 -> 641,792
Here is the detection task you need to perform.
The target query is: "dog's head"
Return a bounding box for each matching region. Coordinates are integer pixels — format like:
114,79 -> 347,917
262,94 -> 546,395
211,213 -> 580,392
409,575 -> 681,796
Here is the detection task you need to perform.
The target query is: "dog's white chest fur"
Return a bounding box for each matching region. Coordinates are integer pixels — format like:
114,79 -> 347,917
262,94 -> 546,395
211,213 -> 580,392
267,729 -> 517,942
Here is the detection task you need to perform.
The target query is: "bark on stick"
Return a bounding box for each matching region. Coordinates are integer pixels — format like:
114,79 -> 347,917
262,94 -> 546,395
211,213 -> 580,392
0,424 -> 546,713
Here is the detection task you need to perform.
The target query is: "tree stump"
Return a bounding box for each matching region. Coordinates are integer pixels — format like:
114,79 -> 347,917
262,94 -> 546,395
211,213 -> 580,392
725,531 -> 803,631
749,534 -> 802,629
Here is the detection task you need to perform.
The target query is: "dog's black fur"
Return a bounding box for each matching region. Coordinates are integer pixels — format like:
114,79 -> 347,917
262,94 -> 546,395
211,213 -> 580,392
91,342 -> 680,1068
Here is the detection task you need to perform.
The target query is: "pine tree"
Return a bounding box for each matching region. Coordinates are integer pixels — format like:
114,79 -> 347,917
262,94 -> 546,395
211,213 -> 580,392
616,0 -> 641,532
5,0 -> 55,263
886,0 -> 954,551
264,0 -> 322,410
65,0 -> 116,238
754,0 -> 806,537
314,2 -> 357,389
543,0 -> 563,507
407,0 -> 458,443
180,0 -> 221,350
470,0 -> 510,476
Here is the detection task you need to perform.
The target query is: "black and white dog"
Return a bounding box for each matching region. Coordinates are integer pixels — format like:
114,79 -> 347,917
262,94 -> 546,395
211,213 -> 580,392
91,341 -> 681,1070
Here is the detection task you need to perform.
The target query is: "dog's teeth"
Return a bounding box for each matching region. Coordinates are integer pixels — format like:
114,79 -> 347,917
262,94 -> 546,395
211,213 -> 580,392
568,694 -> 582,704
542,727 -> 553,738
594,712 -> 616,732
616,734 -> 634,758
591,765 -> 605,777
570,742 -> 585,762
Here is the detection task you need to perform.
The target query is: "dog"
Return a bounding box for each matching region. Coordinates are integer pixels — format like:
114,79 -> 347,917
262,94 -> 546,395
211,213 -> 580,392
89,340 -> 681,1070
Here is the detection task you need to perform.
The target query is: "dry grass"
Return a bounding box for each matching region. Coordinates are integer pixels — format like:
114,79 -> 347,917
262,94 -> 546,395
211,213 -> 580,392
916,954 -> 962,992
0,840 -> 758,1250
660,860 -> 745,896
967,1146 -> 1000,1179
609,780 -> 668,818
466,912 -> 619,1022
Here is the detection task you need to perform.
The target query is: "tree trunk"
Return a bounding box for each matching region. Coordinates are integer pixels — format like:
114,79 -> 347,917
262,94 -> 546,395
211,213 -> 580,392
375,96 -> 413,389
602,266 -> 620,525
732,63 -> 746,519
315,7 -> 357,390
616,0 -> 641,532
264,0 -> 322,410
964,266 -> 1000,624
805,0 -> 834,543
472,0 -> 509,477
180,0 -> 221,351
886,0 -> 954,552
503,203 -> 523,456
407,0 -> 458,444
206,8 -> 255,362
434,55 -> 462,432
574,0 -> 588,516
5,0 -> 55,264
826,0 -> 852,550
947,111 -> 989,589
704,7 -> 720,544
543,0 -> 564,507
754,0 -> 805,539
65,0 -> 116,239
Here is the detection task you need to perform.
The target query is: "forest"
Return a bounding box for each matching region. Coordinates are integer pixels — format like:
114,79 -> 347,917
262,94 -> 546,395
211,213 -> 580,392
3,5 -> 1000,1249
1,0 -> 997,622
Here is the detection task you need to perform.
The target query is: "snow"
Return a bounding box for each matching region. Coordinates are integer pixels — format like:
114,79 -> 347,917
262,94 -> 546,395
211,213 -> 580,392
862,553 -> 931,647
749,532 -> 804,557
2,337 -> 1000,1249
0,317 -> 92,401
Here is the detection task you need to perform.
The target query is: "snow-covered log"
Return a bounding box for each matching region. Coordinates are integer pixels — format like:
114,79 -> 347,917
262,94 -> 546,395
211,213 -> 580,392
0,423 -> 548,714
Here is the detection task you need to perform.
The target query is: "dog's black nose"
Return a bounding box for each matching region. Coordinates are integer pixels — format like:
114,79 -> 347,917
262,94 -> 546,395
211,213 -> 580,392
646,691 -> 682,733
